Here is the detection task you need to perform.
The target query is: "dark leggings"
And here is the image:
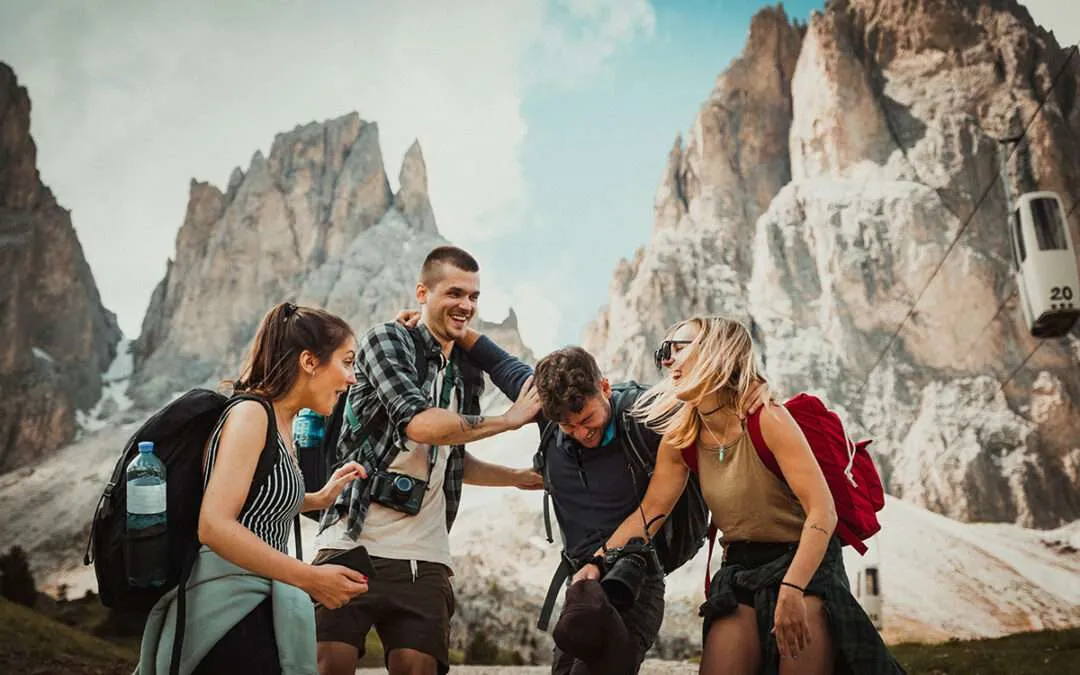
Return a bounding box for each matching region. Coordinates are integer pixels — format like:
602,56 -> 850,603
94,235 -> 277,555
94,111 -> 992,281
192,597 -> 281,674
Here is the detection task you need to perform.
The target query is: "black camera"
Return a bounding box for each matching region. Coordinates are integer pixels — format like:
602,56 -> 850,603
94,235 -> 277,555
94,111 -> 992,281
369,471 -> 427,515
600,537 -> 663,612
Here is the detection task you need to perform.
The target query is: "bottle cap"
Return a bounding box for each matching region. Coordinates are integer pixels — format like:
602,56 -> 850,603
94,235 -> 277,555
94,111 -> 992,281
138,441 -> 155,453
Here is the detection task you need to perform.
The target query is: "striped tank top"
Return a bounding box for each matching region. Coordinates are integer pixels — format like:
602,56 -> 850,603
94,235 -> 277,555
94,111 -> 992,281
202,402 -> 305,553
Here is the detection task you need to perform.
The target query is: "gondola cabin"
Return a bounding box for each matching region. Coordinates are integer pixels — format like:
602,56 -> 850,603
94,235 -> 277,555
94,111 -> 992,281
1009,191 -> 1080,338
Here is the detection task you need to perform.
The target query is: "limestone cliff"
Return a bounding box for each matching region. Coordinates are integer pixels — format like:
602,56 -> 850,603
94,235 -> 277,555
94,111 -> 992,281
584,0 -> 1080,528
0,62 -> 121,473
583,5 -> 804,379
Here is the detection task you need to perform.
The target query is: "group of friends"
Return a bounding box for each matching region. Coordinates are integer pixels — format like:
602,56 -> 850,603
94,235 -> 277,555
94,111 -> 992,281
140,245 -> 906,674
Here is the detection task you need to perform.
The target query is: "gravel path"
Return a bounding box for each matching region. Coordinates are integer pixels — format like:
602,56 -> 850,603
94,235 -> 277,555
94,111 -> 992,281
357,661 -> 696,674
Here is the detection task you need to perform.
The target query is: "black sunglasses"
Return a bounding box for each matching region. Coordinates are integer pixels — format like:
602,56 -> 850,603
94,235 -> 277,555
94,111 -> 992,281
653,339 -> 692,370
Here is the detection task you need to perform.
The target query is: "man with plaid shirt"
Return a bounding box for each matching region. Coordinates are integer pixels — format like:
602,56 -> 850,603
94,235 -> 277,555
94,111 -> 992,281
313,245 -> 542,675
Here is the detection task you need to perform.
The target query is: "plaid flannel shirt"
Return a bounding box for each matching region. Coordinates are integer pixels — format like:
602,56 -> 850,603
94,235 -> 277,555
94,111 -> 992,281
317,321 -> 467,540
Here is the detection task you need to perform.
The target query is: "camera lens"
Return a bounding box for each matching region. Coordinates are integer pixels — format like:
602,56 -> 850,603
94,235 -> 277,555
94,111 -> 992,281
393,475 -> 414,494
601,552 -> 650,612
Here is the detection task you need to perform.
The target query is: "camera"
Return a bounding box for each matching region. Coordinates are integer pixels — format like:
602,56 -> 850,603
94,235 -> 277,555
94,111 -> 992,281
369,471 -> 427,515
599,537 -> 663,612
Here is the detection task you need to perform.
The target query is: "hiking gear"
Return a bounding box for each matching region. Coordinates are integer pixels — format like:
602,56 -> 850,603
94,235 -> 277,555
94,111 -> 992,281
682,393 -> 884,596
85,390 -> 303,675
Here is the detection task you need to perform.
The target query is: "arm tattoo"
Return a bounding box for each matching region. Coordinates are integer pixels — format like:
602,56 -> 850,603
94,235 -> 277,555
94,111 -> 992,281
459,415 -> 485,432
807,523 -> 829,536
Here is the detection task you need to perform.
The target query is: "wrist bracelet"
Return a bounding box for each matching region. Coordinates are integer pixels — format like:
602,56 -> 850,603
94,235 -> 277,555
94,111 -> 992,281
780,581 -> 805,593
587,555 -> 606,574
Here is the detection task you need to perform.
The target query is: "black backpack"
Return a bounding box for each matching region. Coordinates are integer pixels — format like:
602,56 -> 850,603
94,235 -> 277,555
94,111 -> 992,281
533,381 -> 710,629
298,324 -> 485,521
83,390 -> 297,611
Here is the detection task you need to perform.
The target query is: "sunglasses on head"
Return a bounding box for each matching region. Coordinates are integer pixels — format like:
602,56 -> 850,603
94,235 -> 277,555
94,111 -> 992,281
653,339 -> 692,370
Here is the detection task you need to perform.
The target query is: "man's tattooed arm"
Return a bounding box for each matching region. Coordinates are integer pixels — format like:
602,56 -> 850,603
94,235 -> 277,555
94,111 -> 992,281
405,407 -> 519,446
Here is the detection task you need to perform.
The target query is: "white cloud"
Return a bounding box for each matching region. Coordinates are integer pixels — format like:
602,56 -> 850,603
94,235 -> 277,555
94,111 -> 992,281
0,0 -> 653,340
1022,0 -> 1080,48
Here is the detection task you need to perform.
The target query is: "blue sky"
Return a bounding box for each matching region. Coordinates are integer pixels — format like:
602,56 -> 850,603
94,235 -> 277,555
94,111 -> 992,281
0,0 -> 1073,358
474,0 -> 825,351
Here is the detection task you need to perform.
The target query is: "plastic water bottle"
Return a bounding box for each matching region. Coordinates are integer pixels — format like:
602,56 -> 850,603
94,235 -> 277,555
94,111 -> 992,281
125,441 -> 168,587
294,409 -> 326,494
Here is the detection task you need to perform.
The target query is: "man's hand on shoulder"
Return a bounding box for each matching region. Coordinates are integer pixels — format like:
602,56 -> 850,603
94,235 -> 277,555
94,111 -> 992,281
394,309 -> 420,328
743,378 -> 779,418
503,375 -> 541,429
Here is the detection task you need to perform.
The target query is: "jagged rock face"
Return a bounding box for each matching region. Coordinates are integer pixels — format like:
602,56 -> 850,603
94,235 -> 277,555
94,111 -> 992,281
0,63 -> 121,473
130,113 -> 531,407
584,0 -> 1080,528
583,6 -> 804,381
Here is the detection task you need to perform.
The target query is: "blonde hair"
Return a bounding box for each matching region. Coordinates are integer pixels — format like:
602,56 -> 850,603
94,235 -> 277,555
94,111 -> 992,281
631,315 -> 763,448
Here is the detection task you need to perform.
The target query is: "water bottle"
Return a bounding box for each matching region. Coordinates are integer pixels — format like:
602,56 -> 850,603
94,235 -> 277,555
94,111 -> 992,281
294,408 -> 326,495
125,441 -> 169,587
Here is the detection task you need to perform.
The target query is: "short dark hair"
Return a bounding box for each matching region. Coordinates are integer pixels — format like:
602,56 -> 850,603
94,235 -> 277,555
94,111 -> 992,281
534,346 -> 604,422
420,245 -> 479,287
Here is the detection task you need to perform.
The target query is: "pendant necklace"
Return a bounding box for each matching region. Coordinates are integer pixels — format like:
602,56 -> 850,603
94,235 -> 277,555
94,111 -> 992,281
702,423 -> 742,463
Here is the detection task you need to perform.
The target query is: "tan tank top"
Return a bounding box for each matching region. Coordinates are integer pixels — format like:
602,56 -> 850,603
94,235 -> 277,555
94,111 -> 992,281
697,428 -> 806,543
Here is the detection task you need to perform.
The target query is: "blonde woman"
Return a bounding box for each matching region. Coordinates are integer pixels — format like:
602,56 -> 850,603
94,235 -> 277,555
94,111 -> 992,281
599,316 -> 904,675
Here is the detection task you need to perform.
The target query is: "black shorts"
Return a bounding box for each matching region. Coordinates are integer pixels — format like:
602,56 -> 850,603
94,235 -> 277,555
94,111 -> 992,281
313,551 -> 455,675
722,541 -> 799,608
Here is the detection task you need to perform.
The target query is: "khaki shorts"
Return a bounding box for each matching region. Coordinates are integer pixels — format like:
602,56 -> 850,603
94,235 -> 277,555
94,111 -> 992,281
313,550 -> 455,674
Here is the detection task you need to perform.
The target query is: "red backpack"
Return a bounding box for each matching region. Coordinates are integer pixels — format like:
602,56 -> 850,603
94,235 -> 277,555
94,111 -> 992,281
682,393 -> 885,595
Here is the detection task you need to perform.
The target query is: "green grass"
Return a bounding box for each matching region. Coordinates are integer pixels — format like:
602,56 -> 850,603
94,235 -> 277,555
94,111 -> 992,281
3,593 -> 1078,673
890,627 -> 1080,674
0,597 -> 137,675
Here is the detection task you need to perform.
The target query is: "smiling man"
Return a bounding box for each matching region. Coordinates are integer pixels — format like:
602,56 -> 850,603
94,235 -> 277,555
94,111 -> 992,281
311,245 -> 543,675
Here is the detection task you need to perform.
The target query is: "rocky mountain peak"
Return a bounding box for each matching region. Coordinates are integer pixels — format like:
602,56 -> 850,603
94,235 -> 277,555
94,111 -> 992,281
0,62 -> 121,472
394,139 -> 437,234
0,63 -> 49,211
584,0 -> 1080,529
583,4 -> 803,380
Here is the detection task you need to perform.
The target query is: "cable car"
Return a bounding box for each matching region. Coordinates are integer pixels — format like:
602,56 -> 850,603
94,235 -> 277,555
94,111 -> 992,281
1008,191 -> 1080,338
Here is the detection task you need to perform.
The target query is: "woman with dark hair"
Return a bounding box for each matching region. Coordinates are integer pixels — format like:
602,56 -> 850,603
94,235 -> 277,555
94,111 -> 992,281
139,302 -> 371,674
600,315 -> 905,675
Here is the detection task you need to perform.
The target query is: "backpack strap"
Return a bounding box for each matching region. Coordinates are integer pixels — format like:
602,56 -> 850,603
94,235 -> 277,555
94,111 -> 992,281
535,420 -> 558,544
745,406 -> 783,480
703,521 -> 718,598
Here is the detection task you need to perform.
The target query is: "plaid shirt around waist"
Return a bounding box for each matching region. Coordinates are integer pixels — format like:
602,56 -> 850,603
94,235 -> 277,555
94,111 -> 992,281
317,321 -> 467,541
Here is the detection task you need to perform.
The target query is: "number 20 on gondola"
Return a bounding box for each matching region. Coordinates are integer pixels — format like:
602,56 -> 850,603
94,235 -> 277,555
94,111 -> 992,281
1009,191 -> 1080,338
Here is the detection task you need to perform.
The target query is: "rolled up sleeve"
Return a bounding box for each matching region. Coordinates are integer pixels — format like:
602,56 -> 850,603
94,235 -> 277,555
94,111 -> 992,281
357,324 -> 430,446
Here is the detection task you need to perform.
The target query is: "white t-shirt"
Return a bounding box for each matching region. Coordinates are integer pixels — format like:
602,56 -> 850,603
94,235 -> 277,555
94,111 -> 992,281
314,365 -> 456,571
